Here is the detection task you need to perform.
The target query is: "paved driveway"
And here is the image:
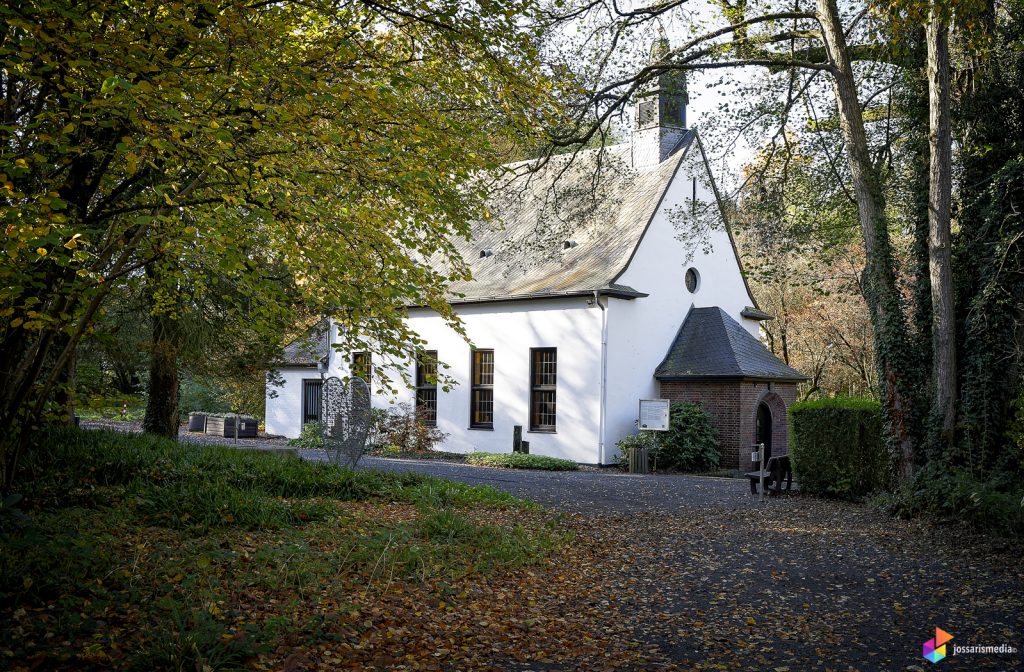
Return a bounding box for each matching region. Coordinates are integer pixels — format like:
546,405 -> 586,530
356,457 -> 768,514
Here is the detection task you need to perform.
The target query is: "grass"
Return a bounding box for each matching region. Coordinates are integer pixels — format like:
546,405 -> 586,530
74,394 -> 145,422
366,443 -> 468,461
1,426 -> 562,669
464,451 -> 579,471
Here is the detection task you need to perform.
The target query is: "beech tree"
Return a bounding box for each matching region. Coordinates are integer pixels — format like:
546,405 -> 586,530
0,0 -> 557,486
541,0 -> 979,480
732,144 -> 879,400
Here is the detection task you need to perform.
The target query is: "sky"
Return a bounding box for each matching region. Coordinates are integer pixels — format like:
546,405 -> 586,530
549,0 -> 763,189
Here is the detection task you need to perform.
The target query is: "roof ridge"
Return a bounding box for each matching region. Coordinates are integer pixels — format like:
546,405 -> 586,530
712,307 -> 744,376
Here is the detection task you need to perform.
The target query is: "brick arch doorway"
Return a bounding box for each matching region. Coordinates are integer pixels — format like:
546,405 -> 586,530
755,402 -> 773,459
751,390 -> 788,462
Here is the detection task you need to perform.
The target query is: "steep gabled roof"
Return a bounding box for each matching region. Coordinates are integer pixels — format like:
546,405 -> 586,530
279,320 -> 329,367
445,133 -> 694,302
655,307 -> 807,381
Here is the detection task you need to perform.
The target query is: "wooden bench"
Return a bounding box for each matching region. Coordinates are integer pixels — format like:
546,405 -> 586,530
746,455 -> 792,495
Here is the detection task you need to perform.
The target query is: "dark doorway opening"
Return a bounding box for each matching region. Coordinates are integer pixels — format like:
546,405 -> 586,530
302,379 -> 323,425
755,402 -> 773,460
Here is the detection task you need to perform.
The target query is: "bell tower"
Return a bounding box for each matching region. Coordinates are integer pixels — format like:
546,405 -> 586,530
633,35 -> 688,167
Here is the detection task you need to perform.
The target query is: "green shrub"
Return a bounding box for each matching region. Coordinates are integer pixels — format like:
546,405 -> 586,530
371,403 -> 449,453
655,402 -> 719,472
287,422 -> 325,449
614,432 -> 658,469
464,452 -> 578,471
366,407 -> 389,448
789,397 -> 889,497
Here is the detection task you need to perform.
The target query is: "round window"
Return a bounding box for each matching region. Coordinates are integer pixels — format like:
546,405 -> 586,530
685,267 -> 700,293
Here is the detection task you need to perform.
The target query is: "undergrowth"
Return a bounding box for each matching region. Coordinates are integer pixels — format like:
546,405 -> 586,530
0,426 -> 560,669
873,464 -> 1024,540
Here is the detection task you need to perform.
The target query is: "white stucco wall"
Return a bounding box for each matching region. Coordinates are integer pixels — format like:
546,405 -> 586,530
601,146 -> 760,462
266,142 -> 759,465
392,299 -> 604,462
266,298 -> 605,463
265,367 -> 323,438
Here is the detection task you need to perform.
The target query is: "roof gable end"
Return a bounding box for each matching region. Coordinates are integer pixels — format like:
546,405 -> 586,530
446,135 -> 694,303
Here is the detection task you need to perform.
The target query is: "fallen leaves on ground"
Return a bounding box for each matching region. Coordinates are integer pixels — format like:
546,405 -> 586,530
4,497 -> 1023,671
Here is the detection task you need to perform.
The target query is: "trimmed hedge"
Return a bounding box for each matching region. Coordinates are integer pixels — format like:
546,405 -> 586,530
789,397 -> 889,497
464,452 -> 578,471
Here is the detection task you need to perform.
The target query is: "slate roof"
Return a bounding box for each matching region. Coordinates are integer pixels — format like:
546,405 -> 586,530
444,134 -> 694,302
655,307 -> 807,381
279,321 -> 329,367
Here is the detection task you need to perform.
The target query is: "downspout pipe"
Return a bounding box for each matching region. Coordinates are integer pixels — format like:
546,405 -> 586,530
595,291 -> 608,465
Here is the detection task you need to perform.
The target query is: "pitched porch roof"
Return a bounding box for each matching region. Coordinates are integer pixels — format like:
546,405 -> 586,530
655,307 -> 807,381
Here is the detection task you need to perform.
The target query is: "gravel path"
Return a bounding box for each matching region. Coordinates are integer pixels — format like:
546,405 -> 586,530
302,451 -> 770,514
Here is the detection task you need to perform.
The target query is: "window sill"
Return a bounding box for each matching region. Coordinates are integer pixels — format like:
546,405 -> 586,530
468,426 -> 494,431
527,429 -> 556,434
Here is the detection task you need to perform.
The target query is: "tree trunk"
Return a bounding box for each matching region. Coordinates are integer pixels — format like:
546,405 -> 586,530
53,348 -> 78,426
143,305 -> 182,439
816,0 -> 921,479
927,10 -> 957,449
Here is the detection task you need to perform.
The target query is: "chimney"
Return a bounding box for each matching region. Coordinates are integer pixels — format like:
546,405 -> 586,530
632,33 -> 688,168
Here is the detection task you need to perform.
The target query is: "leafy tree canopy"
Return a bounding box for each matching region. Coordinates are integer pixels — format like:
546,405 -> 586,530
0,0 -> 560,484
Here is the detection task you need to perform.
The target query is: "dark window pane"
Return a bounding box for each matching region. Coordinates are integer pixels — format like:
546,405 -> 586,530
472,389 -> 493,426
530,348 -> 556,431
416,350 -> 437,387
415,350 -> 438,427
532,348 -> 557,386
352,352 -> 371,381
303,380 -> 323,424
416,388 -> 437,425
470,349 -> 494,428
472,349 -> 494,386
531,390 -> 556,429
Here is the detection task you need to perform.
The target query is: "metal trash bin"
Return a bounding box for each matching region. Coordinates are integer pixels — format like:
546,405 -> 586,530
187,413 -> 207,432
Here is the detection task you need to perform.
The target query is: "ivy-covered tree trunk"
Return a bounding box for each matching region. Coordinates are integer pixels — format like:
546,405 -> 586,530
952,5 -> 1024,475
927,10 -> 957,449
817,0 -> 923,479
899,53 -> 933,386
142,297 -> 182,440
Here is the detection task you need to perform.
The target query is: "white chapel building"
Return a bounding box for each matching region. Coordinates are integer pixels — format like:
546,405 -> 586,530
265,65 -> 805,469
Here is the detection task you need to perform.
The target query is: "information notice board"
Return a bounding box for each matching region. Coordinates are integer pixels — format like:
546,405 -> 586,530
638,399 -> 670,431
